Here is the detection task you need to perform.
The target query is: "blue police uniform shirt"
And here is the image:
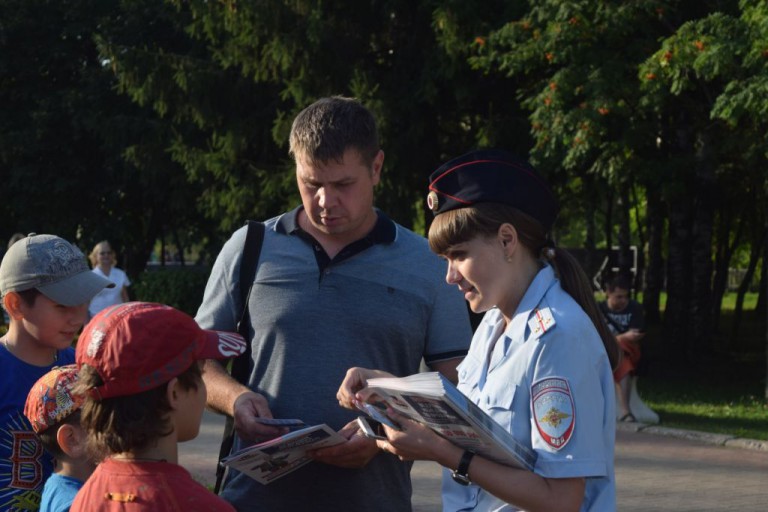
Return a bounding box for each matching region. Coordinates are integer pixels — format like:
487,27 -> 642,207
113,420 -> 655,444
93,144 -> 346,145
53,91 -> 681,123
442,265 -> 616,512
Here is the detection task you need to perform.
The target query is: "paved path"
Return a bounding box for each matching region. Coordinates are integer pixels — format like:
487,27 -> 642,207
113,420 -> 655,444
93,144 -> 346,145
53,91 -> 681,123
180,411 -> 768,511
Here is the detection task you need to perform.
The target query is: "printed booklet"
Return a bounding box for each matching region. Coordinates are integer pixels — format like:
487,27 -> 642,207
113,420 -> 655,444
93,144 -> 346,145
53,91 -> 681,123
220,423 -> 346,484
363,372 -> 537,471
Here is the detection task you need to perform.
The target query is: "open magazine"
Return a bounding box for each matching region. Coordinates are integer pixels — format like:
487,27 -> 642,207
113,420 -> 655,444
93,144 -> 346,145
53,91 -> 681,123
220,423 -> 345,484
363,372 -> 537,471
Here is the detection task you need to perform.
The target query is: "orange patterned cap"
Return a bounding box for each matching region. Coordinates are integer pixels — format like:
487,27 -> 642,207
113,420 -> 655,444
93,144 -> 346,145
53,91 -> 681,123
24,364 -> 84,433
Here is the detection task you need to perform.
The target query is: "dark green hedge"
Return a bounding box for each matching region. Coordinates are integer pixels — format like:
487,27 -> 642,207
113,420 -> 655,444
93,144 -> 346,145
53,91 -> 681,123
132,266 -> 211,316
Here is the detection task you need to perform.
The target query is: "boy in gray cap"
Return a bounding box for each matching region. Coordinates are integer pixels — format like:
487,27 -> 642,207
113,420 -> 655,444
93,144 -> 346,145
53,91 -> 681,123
0,234 -> 113,511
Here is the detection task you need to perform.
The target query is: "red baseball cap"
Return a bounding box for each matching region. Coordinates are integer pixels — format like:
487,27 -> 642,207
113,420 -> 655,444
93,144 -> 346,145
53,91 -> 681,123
76,302 -> 247,400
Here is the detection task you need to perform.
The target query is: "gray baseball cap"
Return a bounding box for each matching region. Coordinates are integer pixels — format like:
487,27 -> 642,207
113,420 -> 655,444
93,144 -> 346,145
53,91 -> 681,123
0,234 -> 114,306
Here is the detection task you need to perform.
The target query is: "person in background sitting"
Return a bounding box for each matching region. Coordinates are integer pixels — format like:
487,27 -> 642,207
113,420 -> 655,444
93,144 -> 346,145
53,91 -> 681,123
599,274 -> 646,423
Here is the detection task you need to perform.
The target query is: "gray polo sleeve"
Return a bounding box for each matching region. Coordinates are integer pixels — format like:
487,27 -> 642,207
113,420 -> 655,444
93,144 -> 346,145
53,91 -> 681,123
194,225 -> 248,332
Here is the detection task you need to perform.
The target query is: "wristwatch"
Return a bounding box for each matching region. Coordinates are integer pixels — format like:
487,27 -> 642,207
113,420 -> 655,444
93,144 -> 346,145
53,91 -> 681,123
451,450 -> 475,486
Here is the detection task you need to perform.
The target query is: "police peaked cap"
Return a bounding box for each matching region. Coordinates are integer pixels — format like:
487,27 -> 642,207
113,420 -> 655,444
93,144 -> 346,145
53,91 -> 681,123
427,149 -> 559,231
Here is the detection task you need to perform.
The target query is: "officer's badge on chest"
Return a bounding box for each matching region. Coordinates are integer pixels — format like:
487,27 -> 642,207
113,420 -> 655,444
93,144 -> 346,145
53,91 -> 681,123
531,377 -> 575,450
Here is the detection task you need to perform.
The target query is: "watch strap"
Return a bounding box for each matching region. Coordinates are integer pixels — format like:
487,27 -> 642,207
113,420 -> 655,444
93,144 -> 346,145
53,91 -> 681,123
451,450 -> 475,486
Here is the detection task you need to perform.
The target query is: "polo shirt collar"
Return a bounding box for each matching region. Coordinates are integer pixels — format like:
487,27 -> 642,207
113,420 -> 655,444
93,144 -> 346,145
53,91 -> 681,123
275,205 -> 396,244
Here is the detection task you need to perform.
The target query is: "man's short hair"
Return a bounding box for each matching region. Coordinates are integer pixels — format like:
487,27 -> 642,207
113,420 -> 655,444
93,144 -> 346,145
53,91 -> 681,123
288,96 -> 380,168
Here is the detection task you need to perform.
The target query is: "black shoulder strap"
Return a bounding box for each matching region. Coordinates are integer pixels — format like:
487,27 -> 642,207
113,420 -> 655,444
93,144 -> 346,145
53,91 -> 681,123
232,220 -> 265,380
214,219 -> 264,495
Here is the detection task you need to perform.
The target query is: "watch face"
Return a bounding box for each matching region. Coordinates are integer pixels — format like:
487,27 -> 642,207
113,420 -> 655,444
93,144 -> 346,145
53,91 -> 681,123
451,471 -> 471,486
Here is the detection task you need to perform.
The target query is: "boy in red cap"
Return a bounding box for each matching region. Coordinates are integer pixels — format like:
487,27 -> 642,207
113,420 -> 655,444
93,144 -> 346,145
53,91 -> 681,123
24,365 -> 93,512
70,302 -> 247,511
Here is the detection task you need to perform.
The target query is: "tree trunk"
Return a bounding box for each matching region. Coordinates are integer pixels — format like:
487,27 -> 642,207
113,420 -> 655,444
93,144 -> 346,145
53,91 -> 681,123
664,195 -> 692,362
603,188 -> 614,285
582,173 -> 599,289
617,181 -> 634,285
643,181 -> 664,324
631,183 -> 646,294
173,229 -> 186,266
688,133 -> 716,359
764,217 -> 768,401
160,231 -> 167,267
711,209 -> 742,338
758,231 -> 767,315
731,233 -> 765,342
663,116 -> 696,362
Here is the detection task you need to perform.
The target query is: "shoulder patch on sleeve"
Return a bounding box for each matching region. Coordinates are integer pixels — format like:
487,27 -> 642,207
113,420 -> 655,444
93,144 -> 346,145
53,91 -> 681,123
528,307 -> 556,338
532,377 -> 575,450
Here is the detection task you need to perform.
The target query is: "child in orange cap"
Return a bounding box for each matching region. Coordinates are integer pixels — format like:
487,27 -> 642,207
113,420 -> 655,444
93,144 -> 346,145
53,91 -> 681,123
24,365 -> 93,512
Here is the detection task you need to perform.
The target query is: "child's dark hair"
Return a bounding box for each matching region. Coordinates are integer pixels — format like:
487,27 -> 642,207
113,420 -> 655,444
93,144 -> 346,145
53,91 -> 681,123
429,203 -> 620,369
1,288 -> 41,313
37,411 -> 82,458
74,362 -> 202,461
605,274 -> 632,293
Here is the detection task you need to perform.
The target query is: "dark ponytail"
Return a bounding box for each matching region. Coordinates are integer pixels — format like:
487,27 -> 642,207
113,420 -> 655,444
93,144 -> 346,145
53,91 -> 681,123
542,247 -> 620,370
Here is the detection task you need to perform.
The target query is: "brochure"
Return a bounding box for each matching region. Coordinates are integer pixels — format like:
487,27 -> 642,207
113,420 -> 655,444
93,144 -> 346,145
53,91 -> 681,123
220,423 -> 346,484
363,372 -> 537,471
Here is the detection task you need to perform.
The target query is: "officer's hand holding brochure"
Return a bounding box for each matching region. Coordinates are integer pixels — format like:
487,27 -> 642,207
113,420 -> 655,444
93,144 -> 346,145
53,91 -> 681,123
359,372 -> 537,471
220,420 -> 346,484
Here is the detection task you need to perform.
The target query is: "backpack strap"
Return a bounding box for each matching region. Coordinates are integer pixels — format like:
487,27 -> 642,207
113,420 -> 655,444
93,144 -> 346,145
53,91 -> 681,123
232,220 -> 265,381
214,219 -> 265,494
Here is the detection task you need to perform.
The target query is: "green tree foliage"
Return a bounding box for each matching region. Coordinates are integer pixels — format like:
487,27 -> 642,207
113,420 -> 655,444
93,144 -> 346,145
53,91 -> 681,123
101,0 -> 534,237
469,1 -> 666,283
469,0 -> 766,360
0,0 -> 212,276
636,1 -> 766,357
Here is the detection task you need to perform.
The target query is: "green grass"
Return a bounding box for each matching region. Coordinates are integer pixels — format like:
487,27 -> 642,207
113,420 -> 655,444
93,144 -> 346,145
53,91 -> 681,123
637,372 -> 768,441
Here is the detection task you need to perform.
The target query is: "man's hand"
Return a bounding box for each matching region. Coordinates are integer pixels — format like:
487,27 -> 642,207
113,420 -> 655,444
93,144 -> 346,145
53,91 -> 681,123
232,391 -> 287,443
308,420 -> 381,468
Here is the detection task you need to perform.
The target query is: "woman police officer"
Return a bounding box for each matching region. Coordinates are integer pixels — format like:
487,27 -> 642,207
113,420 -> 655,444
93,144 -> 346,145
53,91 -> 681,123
337,149 -> 619,511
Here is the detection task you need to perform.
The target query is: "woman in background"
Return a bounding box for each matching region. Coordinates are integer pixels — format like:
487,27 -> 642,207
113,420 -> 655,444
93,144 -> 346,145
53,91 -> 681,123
88,240 -> 130,319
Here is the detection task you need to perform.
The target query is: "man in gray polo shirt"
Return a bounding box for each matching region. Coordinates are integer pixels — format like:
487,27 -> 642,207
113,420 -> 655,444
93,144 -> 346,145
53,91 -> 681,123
196,96 -> 472,511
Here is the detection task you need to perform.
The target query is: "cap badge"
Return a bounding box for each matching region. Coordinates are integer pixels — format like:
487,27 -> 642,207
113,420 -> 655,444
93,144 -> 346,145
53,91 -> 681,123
86,329 -> 106,358
427,191 -> 440,212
